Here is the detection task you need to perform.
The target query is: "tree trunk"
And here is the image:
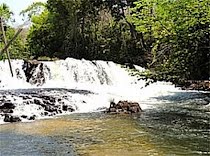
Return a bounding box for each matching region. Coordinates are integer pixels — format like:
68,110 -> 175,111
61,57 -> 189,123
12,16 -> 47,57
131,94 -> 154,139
0,17 -> 13,77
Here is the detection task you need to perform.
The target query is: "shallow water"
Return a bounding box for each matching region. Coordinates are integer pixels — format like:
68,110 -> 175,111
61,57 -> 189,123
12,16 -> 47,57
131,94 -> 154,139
1,91 -> 210,156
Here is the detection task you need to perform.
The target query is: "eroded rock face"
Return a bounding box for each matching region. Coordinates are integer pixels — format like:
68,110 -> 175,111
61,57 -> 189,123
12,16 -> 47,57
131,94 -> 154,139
22,60 -> 50,86
106,101 -> 142,114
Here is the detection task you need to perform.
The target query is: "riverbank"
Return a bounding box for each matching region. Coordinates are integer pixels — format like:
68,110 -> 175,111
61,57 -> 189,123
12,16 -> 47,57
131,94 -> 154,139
179,80 -> 210,91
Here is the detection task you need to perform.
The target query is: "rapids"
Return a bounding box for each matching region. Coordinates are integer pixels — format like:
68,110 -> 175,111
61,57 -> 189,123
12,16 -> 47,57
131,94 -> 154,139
0,58 -> 185,123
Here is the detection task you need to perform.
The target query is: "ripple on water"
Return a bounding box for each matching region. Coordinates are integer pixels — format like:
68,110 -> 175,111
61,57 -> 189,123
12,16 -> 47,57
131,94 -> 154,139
0,111 -> 209,156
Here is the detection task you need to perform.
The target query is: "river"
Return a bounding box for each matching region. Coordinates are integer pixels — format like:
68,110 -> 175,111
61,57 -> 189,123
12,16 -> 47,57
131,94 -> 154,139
1,91 -> 209,156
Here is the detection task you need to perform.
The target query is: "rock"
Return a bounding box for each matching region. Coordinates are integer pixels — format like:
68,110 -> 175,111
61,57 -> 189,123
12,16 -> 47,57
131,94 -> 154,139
28,115 -> 36,120
15,68 -> 23,79
21,115 -> 28,119
56,109 -> 62,114
0,102 -> 15,109
62,105 -> 75,112
62,105 -> 68,111
44,105 -> 58,112
34,99 -> 42,105
124,63 -> 135,69
1,109 -> 13,114
106,101 -> 142,114
181,80 -> 210,91
129,102 -> 142,113
41,96 -> 56,104
42,100 -> 52,105
50,98 -> 56,103
22,96 -> 32,100
68,107 -> 75,112
4,114 -> 21,123
22,60 -> 50,86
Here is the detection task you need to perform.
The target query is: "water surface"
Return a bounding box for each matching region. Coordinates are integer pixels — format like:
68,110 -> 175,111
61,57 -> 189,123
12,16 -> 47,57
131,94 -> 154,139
0,92 -> 210,156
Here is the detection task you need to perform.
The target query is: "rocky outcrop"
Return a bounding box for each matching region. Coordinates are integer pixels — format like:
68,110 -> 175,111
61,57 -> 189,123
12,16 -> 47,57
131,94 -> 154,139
180,80 -> 210,91
0,88 -> 83,123
106,101 -> 142,114
22,60 -> 50,86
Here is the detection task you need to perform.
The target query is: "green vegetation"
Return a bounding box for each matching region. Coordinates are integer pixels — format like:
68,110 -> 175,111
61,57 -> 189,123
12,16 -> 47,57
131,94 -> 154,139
0,0 -> 209,84
132,0 -> 210,83
23,0 -> 147,66
0,3 -> 28,59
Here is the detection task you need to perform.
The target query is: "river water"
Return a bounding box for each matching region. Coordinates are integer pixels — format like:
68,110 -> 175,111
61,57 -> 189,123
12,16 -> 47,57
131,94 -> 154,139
0,91 -> 209,156
0,58 -> 210,155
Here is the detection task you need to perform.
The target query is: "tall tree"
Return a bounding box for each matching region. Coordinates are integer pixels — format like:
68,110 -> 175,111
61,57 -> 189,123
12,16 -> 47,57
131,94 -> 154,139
132,0 -> 210,82
0,3 -> 26,60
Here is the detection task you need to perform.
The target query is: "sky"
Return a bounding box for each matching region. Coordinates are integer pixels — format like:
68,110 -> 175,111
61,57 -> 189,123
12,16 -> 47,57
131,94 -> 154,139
0,0 -> 46,26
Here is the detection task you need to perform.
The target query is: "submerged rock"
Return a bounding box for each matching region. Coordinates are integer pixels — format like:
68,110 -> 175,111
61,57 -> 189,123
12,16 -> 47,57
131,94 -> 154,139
106,101 -> 142,114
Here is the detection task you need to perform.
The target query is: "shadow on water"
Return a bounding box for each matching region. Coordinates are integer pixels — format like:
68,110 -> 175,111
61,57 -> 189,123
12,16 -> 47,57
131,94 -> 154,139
152,91 -> 210,104
138,91 -> 210,155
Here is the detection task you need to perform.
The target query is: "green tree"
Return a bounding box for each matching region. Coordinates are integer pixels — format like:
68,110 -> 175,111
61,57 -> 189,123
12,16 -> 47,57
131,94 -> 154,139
26,0 -> 148,65
0,3 -> 27,59
132,0 -> 210,82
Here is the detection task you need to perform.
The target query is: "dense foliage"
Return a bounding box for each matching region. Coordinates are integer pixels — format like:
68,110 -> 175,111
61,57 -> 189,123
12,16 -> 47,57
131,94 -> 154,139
26,0 -> 148,65
132,0 -> 210,82
1,0 -> 209,83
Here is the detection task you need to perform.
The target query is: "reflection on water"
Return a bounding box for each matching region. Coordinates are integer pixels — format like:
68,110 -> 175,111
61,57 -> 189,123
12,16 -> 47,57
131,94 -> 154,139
0,92 -> 210,156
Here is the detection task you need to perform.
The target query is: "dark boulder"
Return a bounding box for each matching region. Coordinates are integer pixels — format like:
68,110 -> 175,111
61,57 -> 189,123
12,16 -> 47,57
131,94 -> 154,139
106,101 -> 142,114
62,105 -> 68,111
4,114 -> 21,123
21,115 -> 28,119
62,105 -> 75,112
1,109 -> 13,114
22,60 -> 50,86
28,115 -> 36,120
0,102 -> 15,109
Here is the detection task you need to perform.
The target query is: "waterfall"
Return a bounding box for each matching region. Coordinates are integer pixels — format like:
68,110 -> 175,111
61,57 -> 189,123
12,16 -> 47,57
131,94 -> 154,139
0,58 -> 143,88
0,58 -> 181,123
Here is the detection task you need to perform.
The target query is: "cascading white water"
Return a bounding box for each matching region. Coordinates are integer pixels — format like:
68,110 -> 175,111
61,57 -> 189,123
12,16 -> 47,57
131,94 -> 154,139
0,58 -> 183,123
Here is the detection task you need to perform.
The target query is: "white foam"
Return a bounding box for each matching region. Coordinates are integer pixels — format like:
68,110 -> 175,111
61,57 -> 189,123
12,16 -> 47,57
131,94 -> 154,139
0,58 -> 183,123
